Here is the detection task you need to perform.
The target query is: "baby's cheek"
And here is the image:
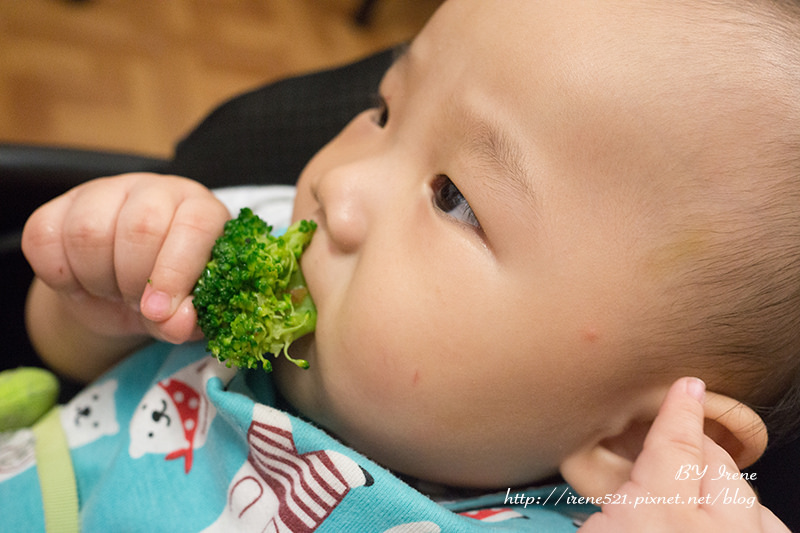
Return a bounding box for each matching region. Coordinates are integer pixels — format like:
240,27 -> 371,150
317,315 -> 425,413
323,324 -> 405,401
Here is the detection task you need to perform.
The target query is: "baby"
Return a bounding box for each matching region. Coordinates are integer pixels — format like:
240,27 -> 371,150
10,0 -> 799,531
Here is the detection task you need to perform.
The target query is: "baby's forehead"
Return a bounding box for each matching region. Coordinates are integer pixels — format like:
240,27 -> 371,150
542,9 -> 791,164
419,0 -> 796,194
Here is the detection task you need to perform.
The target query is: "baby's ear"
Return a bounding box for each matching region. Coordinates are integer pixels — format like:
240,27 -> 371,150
702,390 -> 768,469
558,389 -> 768,499
558,416 -> 651,499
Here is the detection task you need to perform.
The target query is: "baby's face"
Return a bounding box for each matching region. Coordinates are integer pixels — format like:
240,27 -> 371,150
278,0 -> 766,487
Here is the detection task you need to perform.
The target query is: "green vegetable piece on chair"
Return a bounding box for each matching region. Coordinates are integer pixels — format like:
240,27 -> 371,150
192,208 -> 317,372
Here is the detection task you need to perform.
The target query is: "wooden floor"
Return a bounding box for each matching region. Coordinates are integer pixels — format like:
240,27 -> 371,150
0,0 -> 441,157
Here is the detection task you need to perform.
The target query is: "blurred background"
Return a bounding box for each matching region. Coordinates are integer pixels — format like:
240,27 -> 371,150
0,0 -> 441,158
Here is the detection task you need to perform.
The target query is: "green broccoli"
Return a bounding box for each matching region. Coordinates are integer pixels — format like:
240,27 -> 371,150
192,207 -> 317,372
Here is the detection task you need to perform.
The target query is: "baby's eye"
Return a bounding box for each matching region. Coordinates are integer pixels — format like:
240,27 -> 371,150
370,94 -> 389,128
432,175 -> 481,230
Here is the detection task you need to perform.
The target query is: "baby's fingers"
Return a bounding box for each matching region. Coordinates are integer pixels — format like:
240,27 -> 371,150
114,188 -> 180,311
22,179 -> 127,298
580,377 -> 791,532
22,190 -> 78,291
142,295 -> 204,345
629,377 -> 707,496
139,192 -> 229,334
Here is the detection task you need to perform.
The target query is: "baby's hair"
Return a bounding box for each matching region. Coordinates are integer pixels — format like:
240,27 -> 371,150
647,0 -> 800,446
668,164 -> 800,446
710,0 -> 800,447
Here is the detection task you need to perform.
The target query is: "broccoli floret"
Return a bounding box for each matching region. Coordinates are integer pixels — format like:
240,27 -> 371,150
192,208 -> 317,372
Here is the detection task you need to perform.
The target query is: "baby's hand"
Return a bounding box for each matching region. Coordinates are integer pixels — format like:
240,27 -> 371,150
22,173 -> 230,345
578,377 -> 790,533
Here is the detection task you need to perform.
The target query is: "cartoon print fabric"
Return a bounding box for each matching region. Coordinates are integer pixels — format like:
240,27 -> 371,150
61,379 -> 120,449
203,403 -> 372,532
0,340 -> 585,532
128,358 -> 230,474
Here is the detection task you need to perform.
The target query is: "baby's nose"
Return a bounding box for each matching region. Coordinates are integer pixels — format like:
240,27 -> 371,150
314,163 -> 371,254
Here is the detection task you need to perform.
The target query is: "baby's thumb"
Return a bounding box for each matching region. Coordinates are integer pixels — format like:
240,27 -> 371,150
647,377 -> 706,454
142,294 -> 201,345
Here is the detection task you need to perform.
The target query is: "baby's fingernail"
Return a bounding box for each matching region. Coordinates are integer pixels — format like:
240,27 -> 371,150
141,288 -> 172,320
685,377 -> 706,403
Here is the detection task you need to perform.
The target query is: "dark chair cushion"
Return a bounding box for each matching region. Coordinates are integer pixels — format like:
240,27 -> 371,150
166,48 -> 395,188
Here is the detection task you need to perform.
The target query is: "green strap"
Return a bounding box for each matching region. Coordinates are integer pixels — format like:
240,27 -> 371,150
32,407 -> 79,533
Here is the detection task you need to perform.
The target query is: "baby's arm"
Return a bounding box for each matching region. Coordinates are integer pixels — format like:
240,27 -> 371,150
21,173 -> 230,382
578,377 -> 789,532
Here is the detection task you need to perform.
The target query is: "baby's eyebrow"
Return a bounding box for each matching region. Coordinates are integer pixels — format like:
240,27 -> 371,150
462,111 -> 536,207
391,42 -> 535,207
